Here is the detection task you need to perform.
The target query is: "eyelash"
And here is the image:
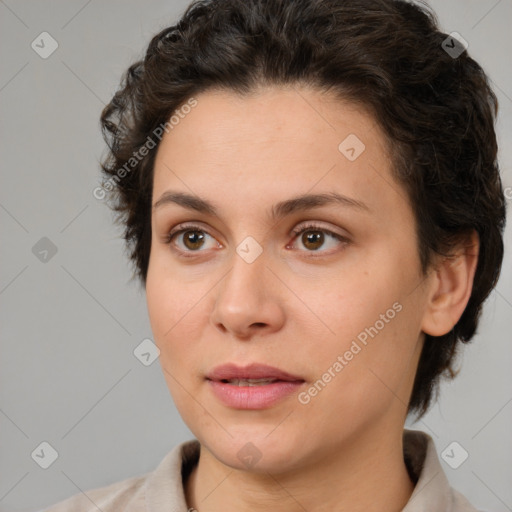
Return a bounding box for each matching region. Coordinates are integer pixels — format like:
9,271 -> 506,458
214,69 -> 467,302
164,222 -> 349,257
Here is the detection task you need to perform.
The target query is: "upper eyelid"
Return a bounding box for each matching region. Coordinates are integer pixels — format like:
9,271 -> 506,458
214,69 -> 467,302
291,222 -> 347,237
169,222 -> 221,240
168,221 -> 345,237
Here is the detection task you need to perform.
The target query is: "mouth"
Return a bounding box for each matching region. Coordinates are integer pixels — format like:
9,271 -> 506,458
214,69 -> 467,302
205,362 -> 305,383
215,378 -> 290,386
205,363 -> 306,409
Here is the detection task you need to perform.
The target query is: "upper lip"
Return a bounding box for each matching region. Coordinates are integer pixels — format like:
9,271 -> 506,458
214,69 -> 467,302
206,363 -> 305,382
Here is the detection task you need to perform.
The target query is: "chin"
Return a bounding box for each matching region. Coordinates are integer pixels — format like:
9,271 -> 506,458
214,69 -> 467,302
198,425 -> 310,473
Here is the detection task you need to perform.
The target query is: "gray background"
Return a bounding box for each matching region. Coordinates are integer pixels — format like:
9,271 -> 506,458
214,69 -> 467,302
0,0 -> 511,511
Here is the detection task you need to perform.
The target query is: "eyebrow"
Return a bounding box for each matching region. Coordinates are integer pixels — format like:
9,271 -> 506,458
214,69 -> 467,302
152,190 -> 370,220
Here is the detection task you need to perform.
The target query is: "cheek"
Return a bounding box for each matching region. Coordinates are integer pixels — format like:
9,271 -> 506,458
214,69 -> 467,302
296,258 -> 422,404
146,257 -> 201,369
145,250 -> 225,381
296,315 -> 418,437
146,243 -> 208,333
299,265 -> 399,346
146,272 -> 207,413
147,281 -> 205,353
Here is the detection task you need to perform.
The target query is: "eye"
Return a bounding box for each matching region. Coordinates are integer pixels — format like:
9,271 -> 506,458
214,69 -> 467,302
165,223 -> 221,253
164,221 -> 349,257
288,223 -> 349,253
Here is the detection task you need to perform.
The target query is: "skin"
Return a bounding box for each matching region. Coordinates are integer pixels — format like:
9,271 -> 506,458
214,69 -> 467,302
145,85 -> 478,512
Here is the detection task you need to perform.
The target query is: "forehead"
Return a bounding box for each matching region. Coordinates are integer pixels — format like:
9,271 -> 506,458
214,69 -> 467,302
151,86 -> 401,216
158,86 -> 381,154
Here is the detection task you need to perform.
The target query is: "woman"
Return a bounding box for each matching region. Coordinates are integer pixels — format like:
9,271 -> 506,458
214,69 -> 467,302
44,0 -> 506,510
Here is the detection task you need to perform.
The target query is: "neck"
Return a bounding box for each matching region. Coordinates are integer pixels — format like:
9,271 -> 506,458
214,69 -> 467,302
184,425 -> 414,512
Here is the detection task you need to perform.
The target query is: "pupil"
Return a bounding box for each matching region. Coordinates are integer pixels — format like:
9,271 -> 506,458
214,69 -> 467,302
185,231 -> 204,249
303,231 -> 324,250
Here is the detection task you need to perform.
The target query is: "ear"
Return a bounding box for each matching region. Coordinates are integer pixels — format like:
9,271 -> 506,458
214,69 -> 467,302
421,231 -> 479,337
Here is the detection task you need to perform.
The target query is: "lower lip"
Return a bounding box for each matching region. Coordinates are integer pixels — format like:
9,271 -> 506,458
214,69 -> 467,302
207,379 -> 305,409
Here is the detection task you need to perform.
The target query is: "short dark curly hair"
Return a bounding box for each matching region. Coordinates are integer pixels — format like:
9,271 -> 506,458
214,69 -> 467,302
98,0 -> 506,418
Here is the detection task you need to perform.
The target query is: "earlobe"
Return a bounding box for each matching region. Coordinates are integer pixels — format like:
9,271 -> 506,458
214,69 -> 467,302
421,231 -> 479,337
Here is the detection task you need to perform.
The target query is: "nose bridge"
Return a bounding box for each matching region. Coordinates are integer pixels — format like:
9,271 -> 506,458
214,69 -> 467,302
220,243 -> 269,307
211,240 -> 285,336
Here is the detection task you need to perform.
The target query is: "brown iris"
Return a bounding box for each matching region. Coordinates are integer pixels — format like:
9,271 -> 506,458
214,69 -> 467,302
302,230 -> 324,250
183,230 -> 205,250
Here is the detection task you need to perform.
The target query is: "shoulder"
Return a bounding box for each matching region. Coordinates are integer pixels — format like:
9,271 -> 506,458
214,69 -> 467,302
41,439 -> 200,512
41,473 -> 147,512
402,429 -> 480,512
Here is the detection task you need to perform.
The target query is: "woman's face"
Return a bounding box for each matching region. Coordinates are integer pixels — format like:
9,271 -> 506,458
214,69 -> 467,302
146,86 -> 433,472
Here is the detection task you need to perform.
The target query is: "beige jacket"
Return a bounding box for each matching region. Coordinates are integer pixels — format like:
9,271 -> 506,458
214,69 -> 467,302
42,430 -> 479,511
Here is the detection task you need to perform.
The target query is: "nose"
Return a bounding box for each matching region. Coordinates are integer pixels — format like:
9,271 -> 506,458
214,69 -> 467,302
210,246 -> 286,339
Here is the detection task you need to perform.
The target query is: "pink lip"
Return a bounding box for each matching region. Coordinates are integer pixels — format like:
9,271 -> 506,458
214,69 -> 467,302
206,362 -> 304,382
205,363 -> 305,409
